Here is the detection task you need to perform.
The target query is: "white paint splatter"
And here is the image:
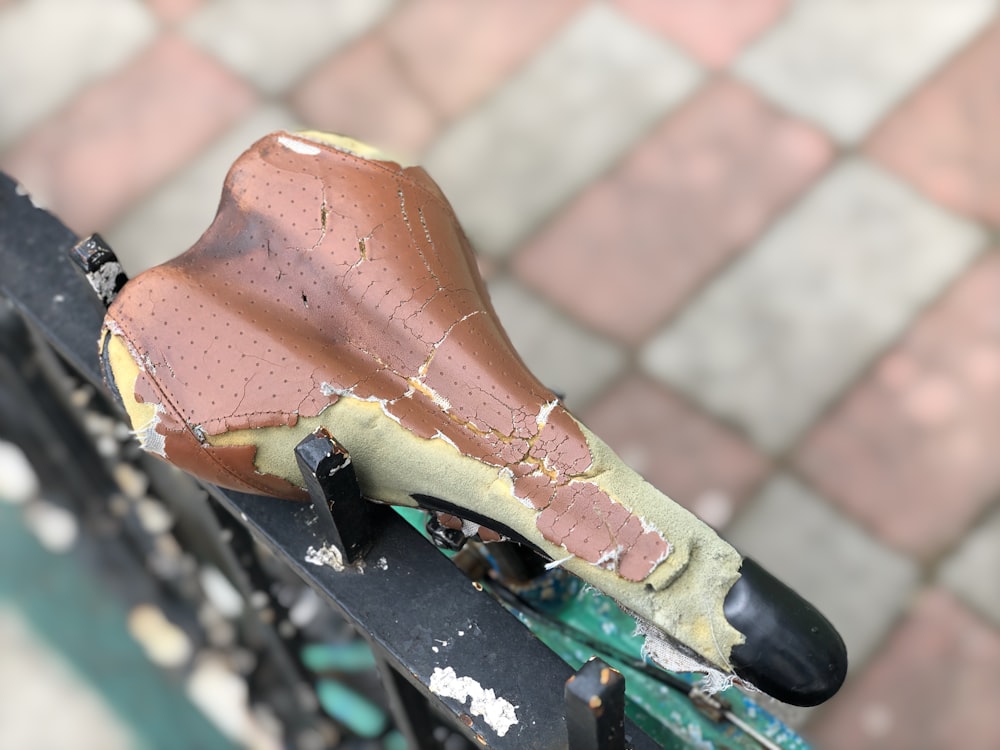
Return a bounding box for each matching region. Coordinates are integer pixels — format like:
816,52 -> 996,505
321,383 -> 403,425
429,667 -> 518,737
407,379 -> 452,411
432,429 -> 460,452
277,135 -> 321,155
305,544 -> 344,571
87,261 -> 125,305
327,454 -> 352,476
15,180 -> 48,210
319,381 -> 343,397
535,399 -> 559,429
595,545 -> 625,571
544,554 -> 574,571
499,465 -> 537,510
132,404 -> 166,457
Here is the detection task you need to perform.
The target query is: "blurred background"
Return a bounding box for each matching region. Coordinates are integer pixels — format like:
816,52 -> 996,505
2,0 -> 1000,747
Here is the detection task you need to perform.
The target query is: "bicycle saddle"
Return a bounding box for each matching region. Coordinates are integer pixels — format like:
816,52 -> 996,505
100,131 -> 846,706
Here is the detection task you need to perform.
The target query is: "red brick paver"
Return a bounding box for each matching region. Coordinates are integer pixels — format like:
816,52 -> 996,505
291,0 -> 584,159
383,0 -> 584,120
0,35 -> 255,234
289,34 -> 439,160
796,252 -> 1000,559
513,78 -> 831,343
145,0 -> 204,24
614,0 -> 789,67
807,587 -> 1000,750
867,20 -> 1000,226
3,0 -> 1000,743
582,374 -> 768,527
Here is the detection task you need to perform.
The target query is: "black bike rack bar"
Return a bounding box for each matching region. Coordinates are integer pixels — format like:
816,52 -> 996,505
0,171 -> 655,749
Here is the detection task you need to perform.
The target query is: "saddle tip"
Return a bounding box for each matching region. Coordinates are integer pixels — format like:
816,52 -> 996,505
724,557 -> 848,706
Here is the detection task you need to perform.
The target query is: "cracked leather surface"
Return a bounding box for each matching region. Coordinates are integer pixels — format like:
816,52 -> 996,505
101,132 -> 747,675
106,131 -> 677,580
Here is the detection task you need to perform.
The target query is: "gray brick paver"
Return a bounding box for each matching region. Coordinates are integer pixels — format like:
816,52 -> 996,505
422,3 -> 702,258
105,105 -> 300,274
736,0 -> 997,142
938,504 -> 1000,628
642,159 -> 984,451
182,0 -> 397,93
487,276 -> 626,410
727,475 -> 920,673
0,0 -> 156,148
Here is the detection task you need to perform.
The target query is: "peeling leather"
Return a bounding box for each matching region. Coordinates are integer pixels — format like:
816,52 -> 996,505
101,131 -> 745,672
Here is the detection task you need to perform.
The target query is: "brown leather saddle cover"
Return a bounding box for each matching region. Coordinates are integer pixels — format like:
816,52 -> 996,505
104,132 -> 670,581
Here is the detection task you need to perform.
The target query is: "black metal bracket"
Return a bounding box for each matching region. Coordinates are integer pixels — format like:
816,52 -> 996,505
425,513 -> 469,551
566,658 -> 628,750
294,428 -> 375,565
69,233 -> 129,306
0,171 -> 659,749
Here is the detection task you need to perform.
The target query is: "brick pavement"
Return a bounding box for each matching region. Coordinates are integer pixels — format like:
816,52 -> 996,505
3,1 -> 1000,747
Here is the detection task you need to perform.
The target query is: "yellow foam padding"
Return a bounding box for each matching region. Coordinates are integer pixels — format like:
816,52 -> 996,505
207,395 -> 746,672
104,283 -> 744,670
296,130 -> 411,167
104,332 -> 156,439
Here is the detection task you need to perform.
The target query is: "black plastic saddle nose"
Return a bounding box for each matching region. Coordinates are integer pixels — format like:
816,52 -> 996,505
723,558 -> 848,707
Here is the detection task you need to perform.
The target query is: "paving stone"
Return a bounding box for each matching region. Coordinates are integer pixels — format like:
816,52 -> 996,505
182,0 -> 396,93
613,0 -> 788,67
797,253 -> 1000,559
0,0 -> 156,148
867,19 -> 1000,226
289,33 -> 439,160
486,276 -> 626,411
105,104 -> 299,275
580,374 -> 768,528
512,78 -> 831,344
0,35 -> 257,236
422,3 -> 702,259
641,159 -> 985,452
806,587 -> 1000,750
0,606 -> 137,750
383,0 -> 584,120
146,0 -> 205,24
726,475 -> 919,673
939,504 -> 1000,627
736,0 -> 998,143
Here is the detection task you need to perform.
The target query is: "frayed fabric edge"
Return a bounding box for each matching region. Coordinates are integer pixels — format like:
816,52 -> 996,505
633,619 -> 747,696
